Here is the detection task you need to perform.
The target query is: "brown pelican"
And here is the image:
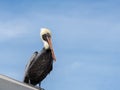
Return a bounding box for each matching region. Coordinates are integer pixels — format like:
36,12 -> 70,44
23,28 -> 56,89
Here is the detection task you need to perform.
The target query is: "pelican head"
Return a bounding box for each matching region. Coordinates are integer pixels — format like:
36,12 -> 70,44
40,28 -> 56,61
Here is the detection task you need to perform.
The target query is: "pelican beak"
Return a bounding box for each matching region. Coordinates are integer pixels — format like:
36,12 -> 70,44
47,37 -> 56,61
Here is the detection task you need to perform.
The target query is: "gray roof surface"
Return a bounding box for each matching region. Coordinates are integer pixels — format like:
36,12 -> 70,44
0,74 -> 39,90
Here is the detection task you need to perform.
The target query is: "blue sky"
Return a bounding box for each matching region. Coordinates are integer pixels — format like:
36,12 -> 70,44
0,0 -> 120,90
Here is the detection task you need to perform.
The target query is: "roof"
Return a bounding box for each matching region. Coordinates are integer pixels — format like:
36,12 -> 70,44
0,74 -> 40,90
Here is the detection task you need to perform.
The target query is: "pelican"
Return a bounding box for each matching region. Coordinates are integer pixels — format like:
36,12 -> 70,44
23,28 -> 56,89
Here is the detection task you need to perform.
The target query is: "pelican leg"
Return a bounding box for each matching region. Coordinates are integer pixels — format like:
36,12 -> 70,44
28,79 -> 31,84
39,82 -> 41,88
39,83 -> 45,90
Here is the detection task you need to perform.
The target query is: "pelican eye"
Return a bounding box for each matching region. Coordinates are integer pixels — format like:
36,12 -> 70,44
42,33 -> 51,41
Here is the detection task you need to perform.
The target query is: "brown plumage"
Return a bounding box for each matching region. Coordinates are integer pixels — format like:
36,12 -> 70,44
23,48 -> 53,85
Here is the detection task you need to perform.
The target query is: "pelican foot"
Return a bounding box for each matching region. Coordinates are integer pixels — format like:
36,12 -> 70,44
40,88 -> 45,90
35,86 -> 45,90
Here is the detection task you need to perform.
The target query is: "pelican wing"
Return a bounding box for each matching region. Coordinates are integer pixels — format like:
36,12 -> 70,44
23,51 -> 38,83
